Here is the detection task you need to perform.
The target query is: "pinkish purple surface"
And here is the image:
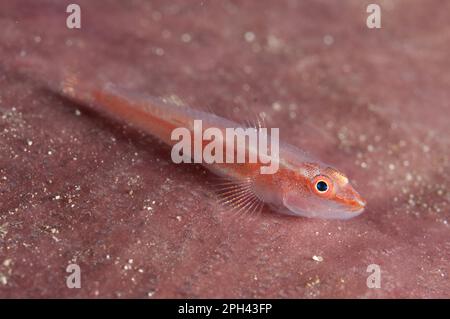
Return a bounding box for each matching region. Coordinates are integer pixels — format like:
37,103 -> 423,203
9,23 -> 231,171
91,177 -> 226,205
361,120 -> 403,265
0,0 -> 449,298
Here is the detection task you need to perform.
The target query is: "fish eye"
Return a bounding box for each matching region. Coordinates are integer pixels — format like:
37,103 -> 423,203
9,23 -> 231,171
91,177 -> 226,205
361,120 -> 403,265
311,175 -> 334,196
315,180 -> 328,193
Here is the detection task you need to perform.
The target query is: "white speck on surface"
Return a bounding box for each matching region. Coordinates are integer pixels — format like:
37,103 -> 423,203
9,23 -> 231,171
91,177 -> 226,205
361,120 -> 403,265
388,163 -> 395,171
123,264 -> 131,270
75,109 -> 81,116
244,31 -> 255,42
323,34 -> 334,46
306,276 -> 321,289
181,33 -> 192,43
154,47 -> 164,56
267,34 -> 281,49
3,259 -> 12,267
312,255 -> 324,262
272,102 -> 282,111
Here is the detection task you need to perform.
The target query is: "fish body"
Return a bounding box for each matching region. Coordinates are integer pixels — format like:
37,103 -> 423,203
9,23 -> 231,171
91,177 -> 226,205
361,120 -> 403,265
16,58 -> 367,219
87,84 -> 366,219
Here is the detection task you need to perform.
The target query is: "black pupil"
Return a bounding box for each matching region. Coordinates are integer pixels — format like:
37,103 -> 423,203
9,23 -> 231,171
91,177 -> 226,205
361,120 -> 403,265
316,181 -> 328,192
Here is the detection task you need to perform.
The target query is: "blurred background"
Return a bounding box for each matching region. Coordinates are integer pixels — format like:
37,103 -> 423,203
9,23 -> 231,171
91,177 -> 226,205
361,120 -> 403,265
0,0 -> 449,298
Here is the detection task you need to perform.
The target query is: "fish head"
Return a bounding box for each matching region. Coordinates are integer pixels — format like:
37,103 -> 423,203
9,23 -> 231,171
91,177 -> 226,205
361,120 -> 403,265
282,163 -> 366,219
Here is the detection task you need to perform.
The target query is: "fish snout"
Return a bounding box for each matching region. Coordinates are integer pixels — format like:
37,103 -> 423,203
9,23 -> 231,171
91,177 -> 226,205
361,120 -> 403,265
349,190 -> 367,212
337,186 -> 367,213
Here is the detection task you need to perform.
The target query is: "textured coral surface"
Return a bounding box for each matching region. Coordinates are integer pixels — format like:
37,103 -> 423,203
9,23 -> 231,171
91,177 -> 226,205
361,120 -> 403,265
0,0 -> 449,298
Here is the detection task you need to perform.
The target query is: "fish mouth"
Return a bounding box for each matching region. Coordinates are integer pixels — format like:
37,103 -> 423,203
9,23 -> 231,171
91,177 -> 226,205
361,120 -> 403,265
349,197 -> 367,212
336,188 -> 367,213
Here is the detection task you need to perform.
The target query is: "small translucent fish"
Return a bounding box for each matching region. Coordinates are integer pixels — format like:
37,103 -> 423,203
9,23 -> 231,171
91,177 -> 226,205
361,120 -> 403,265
15,58 -> 367,219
